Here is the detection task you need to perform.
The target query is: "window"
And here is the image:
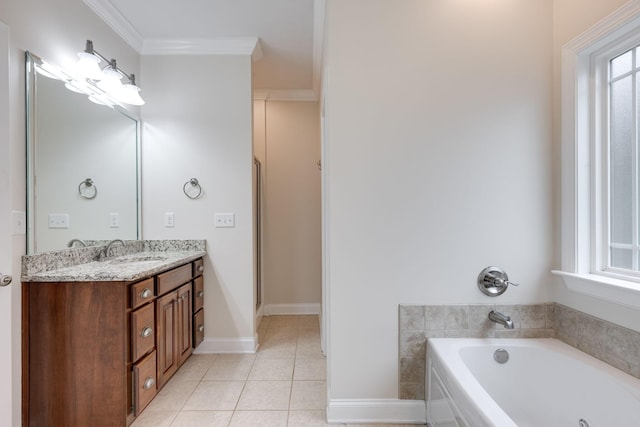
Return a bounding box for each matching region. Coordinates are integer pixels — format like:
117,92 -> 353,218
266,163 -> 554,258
555,3 -> 640,308
597,42 -> 640,278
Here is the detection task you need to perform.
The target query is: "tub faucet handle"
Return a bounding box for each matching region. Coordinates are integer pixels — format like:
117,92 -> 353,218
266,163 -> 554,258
477,266 -> 519,296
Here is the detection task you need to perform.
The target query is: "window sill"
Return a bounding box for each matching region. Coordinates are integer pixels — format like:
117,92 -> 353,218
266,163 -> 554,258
552,270 -> 640,309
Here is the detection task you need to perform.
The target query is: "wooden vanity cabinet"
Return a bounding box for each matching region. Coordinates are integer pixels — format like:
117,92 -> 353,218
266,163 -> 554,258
193,258 -> 205,347
23,257 -> 204,427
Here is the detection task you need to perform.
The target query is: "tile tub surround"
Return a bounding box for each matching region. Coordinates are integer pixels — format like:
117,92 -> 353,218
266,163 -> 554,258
399,303 -> 640,400
21,239 -> 206,280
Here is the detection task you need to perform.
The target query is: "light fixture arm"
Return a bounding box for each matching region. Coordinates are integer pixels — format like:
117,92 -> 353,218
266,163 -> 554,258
83,40 -> 136,84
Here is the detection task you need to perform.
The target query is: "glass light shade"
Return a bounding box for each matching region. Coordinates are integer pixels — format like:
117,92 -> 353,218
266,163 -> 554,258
97,68 -> 124,96
88,94 -> 115,108
75,52 -> 104,80
119,83 -> 145,105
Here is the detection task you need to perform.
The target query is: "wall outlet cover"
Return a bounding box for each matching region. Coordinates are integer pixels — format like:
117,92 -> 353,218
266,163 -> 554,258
48,213 -> 69,229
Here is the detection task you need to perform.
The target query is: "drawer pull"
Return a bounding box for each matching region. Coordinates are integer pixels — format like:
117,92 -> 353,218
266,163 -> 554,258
198,291 -> 204,297
140,288 -> 153,299
198,325 -> 204,333
197,265 -> 204,273
143,377 -> 155,390
141,326 -> 153,338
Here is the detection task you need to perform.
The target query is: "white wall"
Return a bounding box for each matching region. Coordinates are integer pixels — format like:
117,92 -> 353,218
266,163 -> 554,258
0,0 -> 140,424
550,0 -> 640,331
324,0 -> 554,400
141,54 -> 256,346
259,101 -> 321,311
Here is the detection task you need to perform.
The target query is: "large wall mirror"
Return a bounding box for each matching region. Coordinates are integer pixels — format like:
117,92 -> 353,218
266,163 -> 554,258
26,51 -> 140,254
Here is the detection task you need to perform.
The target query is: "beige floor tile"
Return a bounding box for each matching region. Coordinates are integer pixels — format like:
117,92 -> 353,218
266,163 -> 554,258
287,410 -> 341,427
236,380 -> 292,410
130,410 -> 177,427
257,336 -> 297,359
170,411 -> 233,427
290,381 -> 326,410
204,356 -> 255,380
170,354 -> 217,382
144,380 -> 199,412
229,410 -> 289,427
295,336 -> 323,359
297,316 -> 320,329
293,358 -> 326,380
182,381 -> 245,410
249,358 -> 295,380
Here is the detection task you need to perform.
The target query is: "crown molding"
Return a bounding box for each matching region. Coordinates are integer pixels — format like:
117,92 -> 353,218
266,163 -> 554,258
83,0 -> 144,52
253,89 -> 318,102
142,37 -> 262,60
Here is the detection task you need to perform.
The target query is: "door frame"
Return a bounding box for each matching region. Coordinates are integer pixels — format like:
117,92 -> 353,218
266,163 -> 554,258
0,19 -> 18,427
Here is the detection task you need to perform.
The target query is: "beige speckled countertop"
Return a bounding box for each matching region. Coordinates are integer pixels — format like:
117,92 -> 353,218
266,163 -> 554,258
22,251 -> 206,282
21,240 -> 206,282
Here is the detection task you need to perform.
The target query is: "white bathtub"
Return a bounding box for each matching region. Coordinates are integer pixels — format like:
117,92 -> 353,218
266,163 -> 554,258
426,338 -> 640,427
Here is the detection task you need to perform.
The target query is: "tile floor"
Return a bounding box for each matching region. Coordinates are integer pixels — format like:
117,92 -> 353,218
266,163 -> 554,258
131,315 -> 420,427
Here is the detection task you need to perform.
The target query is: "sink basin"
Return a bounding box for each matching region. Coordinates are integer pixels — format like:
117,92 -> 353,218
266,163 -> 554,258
108,254 -> 169,264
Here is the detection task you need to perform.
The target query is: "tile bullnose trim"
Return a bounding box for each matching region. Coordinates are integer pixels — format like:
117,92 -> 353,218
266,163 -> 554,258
193,336 -> 258,354
327,398 -> 426,425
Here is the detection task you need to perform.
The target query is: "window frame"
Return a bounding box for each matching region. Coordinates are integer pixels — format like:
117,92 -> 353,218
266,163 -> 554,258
594,37 -> 640,280
554,1 -> 640,308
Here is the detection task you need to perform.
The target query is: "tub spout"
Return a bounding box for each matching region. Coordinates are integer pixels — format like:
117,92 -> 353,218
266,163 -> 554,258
488,310 -> 514,329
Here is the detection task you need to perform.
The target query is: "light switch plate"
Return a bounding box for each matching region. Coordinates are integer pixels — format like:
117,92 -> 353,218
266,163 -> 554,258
215,212 -> 235,228
12,211 -> 26,235
109,212 -> 120,228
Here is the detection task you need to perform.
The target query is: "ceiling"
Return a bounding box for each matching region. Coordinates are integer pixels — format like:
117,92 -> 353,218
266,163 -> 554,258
84,0 -> 323,99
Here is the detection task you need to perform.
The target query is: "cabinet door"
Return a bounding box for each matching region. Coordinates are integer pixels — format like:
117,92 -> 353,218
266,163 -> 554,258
156,291 -> 177,388
177,283 -> 193,366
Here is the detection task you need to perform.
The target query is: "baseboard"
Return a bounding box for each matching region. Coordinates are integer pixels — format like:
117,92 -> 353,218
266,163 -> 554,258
327,399 -> 426,424
264,303 -> 321,315
193,335 -> 258,354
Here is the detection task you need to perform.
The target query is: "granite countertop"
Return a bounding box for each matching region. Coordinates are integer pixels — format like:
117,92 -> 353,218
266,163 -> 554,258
22,240 -> 206,282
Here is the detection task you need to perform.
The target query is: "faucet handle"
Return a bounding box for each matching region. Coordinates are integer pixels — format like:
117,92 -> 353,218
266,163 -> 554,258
477,266 -> 519,296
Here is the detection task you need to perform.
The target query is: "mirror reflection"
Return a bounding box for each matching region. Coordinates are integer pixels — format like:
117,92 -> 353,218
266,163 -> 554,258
26,52 -> 140,254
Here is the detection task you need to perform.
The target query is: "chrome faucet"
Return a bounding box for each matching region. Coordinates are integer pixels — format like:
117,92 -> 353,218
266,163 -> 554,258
100,239 -> 125,261
488,310 -> 514,329
67,238 -> 87,248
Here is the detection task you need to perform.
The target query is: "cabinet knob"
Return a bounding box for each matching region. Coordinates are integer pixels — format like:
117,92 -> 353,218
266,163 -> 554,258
141,326 -> 153,338
198,291 -> 204,298
140,288 -> 153,299
197,265 -> 204,272
198,325 -> 205,333
143,377 -> 155,390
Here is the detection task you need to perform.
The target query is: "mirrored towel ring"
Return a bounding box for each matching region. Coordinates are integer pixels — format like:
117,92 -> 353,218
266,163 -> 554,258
183,178 -> 202,199
78,178 -> 97,199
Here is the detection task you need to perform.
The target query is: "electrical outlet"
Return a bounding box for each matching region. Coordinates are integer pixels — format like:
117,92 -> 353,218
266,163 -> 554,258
109,212 -> 120,228
215,212 -> 235,228
48,213 -> 69,229
165,212 -> 175,228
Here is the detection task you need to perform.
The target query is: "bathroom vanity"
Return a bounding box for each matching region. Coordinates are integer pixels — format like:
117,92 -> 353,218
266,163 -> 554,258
21,242 -> 206,426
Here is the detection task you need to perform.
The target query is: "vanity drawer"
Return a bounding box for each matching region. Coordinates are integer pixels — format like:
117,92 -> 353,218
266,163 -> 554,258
157,263 -> 192,295
193,309 -> 204,348
193,276 -> 204,313
133,350 -> 157,416
131,303 -> 155,362
131,278 -> 155,309
193,258 -> 204,277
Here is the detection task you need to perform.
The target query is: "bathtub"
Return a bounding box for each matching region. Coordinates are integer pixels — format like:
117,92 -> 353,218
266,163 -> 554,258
426,338 -> 640,427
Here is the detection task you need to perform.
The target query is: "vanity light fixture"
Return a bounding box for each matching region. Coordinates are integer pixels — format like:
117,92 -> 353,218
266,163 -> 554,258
74,40 -> 145,106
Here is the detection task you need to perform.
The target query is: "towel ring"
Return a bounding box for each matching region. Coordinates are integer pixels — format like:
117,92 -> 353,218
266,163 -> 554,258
78,178 -> 97,199
183,178 -> 202,199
